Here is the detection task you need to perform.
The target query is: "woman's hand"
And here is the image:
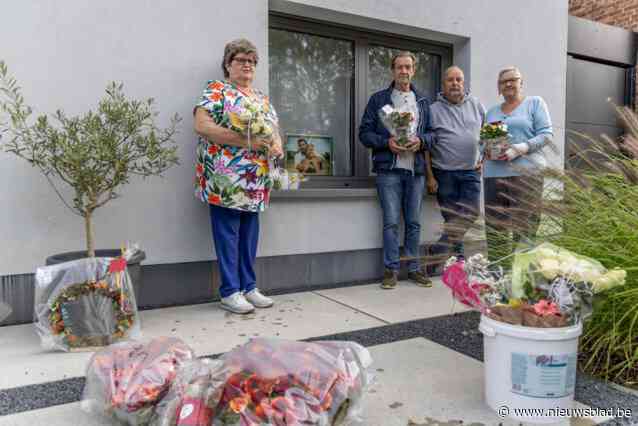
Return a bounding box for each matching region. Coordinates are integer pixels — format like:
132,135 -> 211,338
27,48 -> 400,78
499,142 -> 529,161
270,142 -> 284,158
427,177 -> 438,195
249,137 -> 273,152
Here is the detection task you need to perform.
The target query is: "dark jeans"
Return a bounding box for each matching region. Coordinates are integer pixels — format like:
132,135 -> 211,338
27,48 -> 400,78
483,175 -> 543,263
209,204 -> 259,298
430,168 -> 481,259
376,169 -> 425,272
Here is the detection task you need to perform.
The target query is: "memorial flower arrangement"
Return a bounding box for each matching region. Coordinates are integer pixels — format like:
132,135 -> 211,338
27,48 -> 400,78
479,121 -> 510,160
148,338 -> 372,426
270,166 -> 306,191
83,337 -> 195,425
442,243 -> 627,328
379,104 -> 415,146
35,252 -> 142,352
48,278 -> 135,348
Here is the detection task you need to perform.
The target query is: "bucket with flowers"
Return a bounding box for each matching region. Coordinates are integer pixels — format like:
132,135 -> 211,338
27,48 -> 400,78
442,243 -> 626,423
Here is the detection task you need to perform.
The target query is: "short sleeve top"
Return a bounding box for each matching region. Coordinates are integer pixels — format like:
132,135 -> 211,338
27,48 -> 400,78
194,80 -> 278,212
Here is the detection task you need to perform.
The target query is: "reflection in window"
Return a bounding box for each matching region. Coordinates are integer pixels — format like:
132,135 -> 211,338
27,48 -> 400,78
269,29 -> 354,177
367,46 -> 440,100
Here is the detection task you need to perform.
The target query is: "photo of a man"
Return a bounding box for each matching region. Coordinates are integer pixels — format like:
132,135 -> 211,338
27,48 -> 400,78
285,135 -> 333,176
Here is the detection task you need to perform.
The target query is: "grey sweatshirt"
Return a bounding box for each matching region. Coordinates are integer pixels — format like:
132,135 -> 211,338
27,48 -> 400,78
429,93 -> 486,170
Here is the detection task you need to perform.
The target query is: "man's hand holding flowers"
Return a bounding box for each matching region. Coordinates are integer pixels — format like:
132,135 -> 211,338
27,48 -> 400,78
404,135 -> 422,152
389,135 -> 420,154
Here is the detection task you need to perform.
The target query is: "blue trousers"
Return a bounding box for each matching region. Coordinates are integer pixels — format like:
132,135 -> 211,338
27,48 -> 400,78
376,169 -> 425,272
209,204 -> 259,298
431,168 -> 481,258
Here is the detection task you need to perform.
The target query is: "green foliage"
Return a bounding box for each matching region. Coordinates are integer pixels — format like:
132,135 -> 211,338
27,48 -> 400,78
543,164 -> 638,387
482,106 -> 638,387
0,60 -> 181,255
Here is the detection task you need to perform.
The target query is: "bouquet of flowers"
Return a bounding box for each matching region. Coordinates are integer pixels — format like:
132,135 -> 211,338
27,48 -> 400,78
82,337 -> 195,425
151,359 -> 226,426
34,248 -> 142,351
228,97 -> 275,149
479,121 -> 510,160
442,243 -> 627,327
270,166 -> 307,191
379,104 -> 415,146
154,338 -> 373,426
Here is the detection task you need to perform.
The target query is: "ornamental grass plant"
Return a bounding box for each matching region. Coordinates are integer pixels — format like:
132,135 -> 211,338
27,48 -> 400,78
424,105 -> 638,387
484,105 -> 638,387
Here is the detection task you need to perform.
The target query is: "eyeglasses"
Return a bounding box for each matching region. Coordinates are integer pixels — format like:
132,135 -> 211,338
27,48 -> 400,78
499,77 -> 521,85
232,58 -> 257,67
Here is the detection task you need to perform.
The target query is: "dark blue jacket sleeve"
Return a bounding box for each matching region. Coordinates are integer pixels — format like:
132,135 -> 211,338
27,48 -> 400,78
417,101 -> 436,151
359,95 -> 389,150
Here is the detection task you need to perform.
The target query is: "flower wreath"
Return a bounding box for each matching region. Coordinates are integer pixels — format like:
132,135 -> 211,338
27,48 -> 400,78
48,278 -> 136,348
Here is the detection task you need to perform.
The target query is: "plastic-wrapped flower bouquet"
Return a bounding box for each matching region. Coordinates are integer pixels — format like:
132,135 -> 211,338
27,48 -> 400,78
442,243 -> 626,327
379,104 -> 415,146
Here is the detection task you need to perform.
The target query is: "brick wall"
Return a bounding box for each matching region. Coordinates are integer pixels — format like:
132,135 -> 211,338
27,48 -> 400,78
569,0 -> 638,31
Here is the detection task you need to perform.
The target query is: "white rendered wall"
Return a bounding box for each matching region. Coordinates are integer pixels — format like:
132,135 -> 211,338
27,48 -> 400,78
0,0 -> 567,275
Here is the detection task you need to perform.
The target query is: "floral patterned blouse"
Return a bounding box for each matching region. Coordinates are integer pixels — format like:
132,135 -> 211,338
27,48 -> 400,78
194,80 -> 278,212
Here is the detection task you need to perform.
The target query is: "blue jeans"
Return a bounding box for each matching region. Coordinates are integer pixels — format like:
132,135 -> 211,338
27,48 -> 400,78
209,204 -> 259,298
431,169 -> 481,258
376,170 -> 425,272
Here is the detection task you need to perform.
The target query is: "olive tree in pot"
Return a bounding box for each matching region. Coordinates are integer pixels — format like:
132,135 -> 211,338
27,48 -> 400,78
0,61 -> 180,303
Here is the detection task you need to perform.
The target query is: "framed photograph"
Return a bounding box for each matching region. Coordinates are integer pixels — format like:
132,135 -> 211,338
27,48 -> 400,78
284,134 -> 333,176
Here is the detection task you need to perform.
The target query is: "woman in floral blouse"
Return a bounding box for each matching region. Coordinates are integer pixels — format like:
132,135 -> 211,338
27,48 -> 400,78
194,39 -> 283,314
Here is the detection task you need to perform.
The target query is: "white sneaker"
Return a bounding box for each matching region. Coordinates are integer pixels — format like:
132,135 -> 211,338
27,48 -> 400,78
244,288 -> 274,308
220,292 -> 255,314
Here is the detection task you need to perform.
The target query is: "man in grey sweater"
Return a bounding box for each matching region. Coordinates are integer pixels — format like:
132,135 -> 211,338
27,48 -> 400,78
426,66 -> 485,263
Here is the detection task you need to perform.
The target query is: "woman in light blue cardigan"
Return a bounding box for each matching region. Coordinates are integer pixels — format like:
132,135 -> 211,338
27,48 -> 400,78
483,67 -> 553,261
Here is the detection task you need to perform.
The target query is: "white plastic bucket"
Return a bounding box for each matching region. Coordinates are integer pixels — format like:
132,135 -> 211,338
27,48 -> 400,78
479,314 -> 582,424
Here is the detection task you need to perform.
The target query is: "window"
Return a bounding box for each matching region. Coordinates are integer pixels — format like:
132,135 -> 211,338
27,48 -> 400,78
269,15 -> 451,188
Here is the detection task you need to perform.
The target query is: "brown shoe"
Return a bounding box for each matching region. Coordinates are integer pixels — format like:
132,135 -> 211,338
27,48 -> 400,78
408,271 -> 432,288
381,269 -> 398,289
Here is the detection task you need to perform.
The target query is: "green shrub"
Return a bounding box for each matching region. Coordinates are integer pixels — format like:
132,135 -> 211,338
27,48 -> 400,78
0,61 -> 181,257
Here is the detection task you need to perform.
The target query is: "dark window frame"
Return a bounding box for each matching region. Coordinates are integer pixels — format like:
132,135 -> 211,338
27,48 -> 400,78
269,14 -> 453,189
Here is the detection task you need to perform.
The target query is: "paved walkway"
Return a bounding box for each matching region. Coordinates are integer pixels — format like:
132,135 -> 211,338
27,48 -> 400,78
0,279 -> 634,425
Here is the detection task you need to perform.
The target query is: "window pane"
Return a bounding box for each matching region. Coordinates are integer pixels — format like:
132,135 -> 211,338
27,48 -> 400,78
269,29 -> 354,176
367,46 -> 440,100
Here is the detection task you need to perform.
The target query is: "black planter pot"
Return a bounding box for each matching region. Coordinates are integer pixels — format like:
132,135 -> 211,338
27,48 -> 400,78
45,249 -> 146,304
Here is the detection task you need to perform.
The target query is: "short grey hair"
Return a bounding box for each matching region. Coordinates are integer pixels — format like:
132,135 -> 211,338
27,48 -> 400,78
443,65 -> 464,80
497,66 -> 523,94
222,38 -> 259,78
390,51 -> 417,69
498,66 -> 522,83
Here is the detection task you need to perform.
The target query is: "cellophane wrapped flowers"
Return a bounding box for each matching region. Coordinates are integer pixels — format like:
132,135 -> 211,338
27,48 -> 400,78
154,338 -> 373,426
82,337 -> 195,425
379,104 -> 415,146
270,165 -> 307,191
442,243 -> 627,327
34,251 -> 141,352
228,97 -> 275,148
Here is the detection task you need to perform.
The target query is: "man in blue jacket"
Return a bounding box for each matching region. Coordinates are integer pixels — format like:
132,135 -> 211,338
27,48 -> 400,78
359,51 -> 434,290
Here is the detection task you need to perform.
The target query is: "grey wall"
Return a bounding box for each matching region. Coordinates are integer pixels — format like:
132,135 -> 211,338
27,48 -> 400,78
0,0 -> 568,276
